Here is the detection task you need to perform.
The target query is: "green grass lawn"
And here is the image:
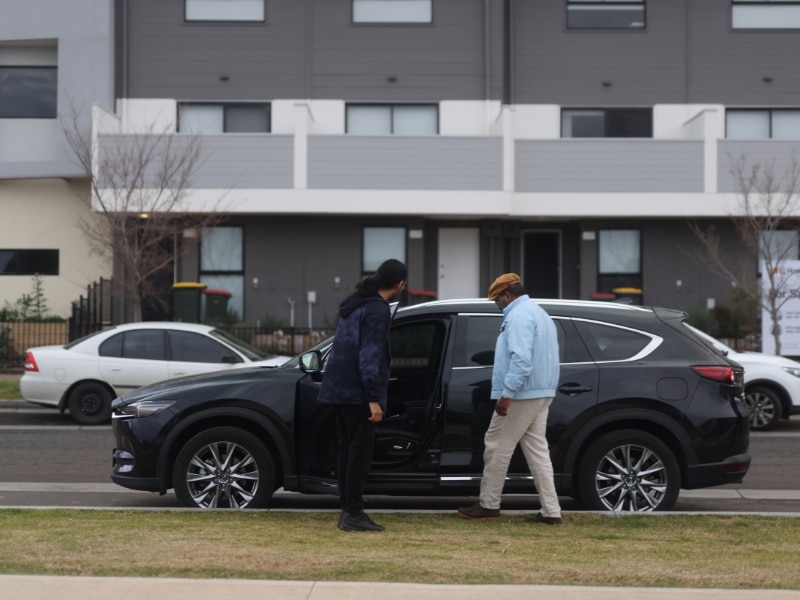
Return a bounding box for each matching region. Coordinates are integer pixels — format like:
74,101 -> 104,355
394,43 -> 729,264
0,378 -> 22,400
0,510 -> 798,588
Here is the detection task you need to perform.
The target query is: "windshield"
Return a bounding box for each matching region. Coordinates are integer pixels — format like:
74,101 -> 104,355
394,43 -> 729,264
210,329 -> 267,361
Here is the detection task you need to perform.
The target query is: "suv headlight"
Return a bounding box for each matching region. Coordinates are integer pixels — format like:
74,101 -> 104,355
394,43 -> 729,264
116,399 -> 175,418
781,366 -> 800,378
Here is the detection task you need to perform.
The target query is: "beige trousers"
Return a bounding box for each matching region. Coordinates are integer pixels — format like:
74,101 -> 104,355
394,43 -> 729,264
479,397 -> 562,518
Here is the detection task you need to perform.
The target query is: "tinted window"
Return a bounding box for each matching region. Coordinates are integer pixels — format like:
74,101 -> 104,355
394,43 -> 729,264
0,66 -> 57,118
574,320 -> 652,362
389,321 -> 444,369
168,330 -> 242,363
122,330 -> 166,361
98,333 -> 123,357
455,313 -> 567,368
0,249 -> 59,275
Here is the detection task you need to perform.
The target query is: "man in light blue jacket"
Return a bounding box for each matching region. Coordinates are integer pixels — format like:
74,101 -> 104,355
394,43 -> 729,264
458,273 -> 563,524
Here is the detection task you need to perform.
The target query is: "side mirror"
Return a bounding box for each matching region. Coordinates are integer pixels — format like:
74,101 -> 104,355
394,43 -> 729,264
300,350 -> 323,381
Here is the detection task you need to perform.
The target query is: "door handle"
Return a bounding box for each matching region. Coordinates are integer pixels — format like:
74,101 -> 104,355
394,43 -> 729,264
558,383 -> 593,397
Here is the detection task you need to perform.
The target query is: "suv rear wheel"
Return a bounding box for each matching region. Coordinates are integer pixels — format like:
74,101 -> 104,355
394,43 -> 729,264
578,430 -> 680,512
173,427 -> 275,509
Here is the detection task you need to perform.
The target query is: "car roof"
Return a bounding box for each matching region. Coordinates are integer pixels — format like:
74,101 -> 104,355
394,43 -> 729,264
397,298 -> 682,325
108,321 -> 216,333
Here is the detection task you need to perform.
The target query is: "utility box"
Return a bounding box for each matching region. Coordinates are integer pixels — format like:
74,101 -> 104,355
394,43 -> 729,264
171,282 -> 206,322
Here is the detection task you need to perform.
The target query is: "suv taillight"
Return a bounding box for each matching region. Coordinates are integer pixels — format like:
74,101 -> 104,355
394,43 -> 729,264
691,365 -> 742,385
24,351 -> 39,372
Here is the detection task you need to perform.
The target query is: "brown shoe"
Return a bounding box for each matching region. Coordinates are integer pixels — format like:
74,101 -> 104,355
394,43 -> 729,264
457,502 -> 500,520
525,512 -> 562,525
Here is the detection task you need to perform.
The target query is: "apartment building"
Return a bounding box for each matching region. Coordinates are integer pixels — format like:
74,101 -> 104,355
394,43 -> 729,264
5,0 -> 800,329
0,0 -> 115,317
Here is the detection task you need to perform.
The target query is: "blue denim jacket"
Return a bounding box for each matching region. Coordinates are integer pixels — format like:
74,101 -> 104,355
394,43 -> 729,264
491,295 -> 560,400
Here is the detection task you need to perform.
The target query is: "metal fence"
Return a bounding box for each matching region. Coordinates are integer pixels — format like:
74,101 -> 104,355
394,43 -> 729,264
0,320 -> 329,370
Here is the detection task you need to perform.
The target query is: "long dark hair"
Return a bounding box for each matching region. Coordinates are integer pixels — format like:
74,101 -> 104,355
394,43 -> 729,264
356,259 -> 407,296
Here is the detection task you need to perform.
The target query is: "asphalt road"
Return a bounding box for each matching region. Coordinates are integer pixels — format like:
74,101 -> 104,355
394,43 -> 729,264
0,403 -> 798,513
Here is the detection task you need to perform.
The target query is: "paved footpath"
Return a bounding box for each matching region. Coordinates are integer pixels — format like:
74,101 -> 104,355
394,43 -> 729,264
2,576 -> 800,600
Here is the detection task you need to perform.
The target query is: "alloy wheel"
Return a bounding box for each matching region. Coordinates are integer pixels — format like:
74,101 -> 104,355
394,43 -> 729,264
593,443 -> 669,512
184,441 -> 260,508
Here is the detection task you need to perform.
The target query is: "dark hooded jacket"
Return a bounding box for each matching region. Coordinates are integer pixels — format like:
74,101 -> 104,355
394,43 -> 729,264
317,292 -> 392,410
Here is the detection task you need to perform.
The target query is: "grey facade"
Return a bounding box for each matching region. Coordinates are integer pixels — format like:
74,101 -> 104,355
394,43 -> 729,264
5,0 -> 796,328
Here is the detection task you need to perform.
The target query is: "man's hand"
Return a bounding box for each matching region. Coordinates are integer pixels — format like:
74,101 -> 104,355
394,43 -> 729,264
495,397 -> 512,416
368,402 -> 383,423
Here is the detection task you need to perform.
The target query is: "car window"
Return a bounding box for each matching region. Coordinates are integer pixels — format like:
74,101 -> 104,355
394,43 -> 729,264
120,330 -> 166,361
389,321 -> 445,369
454,314 -> 566,367
573,319 -> 654,362
98,333 -> 124,357
168,330 -> 243,363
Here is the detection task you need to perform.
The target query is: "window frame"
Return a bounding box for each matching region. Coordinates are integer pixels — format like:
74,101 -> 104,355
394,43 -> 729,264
199,226 -> 245,320
177,102 -> 271,134
561,108 -> 653,138
726,108 -> 800,139
596,229 -> 642,295
346,103 -> 439,135
362,227 -> 407,275
352,0 -> 433,24
731,0 -> 800,30
566,0 -> 646,30
184,0 -> 266,23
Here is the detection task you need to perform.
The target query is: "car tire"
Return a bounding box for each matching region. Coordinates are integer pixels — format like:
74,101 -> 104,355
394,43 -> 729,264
578,430 -> 681,512
744,385 -> 782,431
173,427 -> 275,509
67,382 -> 113,425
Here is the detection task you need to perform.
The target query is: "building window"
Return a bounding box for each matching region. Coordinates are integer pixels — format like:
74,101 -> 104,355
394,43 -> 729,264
185,0 -> 265,22
0,66 -> 57,119
760,230 -> 800,264
0,250 -> 59,276
178,103 -> 270,133
732,1 -> 800,29
200,227 -> 244,319
597,230 -> 641,294
567,0 -> 646,29
347,104 -> 438,135
363,227 -> 406,274
726,109 -> 800,139
562,108 -> 652,138
353,0 -> 433,23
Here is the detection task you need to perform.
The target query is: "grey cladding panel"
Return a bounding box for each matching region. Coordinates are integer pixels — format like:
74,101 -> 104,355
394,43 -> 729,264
98,134 -> 293,189
718,141 -> 800,193
308,137 -> 502,190
516,140 -> 704,193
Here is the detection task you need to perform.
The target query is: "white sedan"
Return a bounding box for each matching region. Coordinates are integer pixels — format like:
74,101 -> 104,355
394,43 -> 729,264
687,325 -> 800,430
20,322 -> 291,425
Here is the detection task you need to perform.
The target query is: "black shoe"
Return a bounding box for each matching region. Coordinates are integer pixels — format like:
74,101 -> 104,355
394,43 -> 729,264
339,512 -> 385,532
457,502 -> 500,520
524,512 -> 562,525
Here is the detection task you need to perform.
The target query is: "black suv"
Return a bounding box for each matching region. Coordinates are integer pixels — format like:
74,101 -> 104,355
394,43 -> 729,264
111,299 -> 750,512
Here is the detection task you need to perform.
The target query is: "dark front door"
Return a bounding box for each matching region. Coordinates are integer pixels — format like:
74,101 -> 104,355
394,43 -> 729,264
523,231 -> 560,299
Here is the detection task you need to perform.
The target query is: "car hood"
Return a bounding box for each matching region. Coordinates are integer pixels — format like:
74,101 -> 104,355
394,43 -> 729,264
113,364 -> 301,406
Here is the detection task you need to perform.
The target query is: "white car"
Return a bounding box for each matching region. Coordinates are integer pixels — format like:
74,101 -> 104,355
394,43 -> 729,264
687,325 -> 800,430
20,322 -> 291,425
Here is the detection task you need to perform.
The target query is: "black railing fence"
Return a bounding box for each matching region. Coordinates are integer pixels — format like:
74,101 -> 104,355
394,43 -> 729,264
0,320 -> 328,370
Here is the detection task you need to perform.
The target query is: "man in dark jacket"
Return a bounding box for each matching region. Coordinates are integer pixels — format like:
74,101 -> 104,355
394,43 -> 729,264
318,258 -> 407,532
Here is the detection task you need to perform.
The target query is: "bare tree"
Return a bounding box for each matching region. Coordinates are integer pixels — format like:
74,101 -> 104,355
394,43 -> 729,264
688,149 -> 800,355
62,104 -> 226,321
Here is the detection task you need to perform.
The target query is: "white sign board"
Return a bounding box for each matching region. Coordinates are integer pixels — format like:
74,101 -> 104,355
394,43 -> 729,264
761,260 -> 800,356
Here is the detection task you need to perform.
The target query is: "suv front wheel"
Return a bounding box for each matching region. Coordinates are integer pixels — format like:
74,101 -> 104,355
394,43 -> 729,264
578,430 -> 680,512
173,427 -> 275,509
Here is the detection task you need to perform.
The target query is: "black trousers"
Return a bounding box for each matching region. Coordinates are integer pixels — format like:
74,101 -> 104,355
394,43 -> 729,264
333,403 -> 376,516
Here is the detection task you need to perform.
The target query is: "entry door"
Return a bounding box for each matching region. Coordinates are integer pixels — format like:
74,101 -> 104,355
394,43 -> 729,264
523,231 -> 561,299
438,228 -> 480,299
